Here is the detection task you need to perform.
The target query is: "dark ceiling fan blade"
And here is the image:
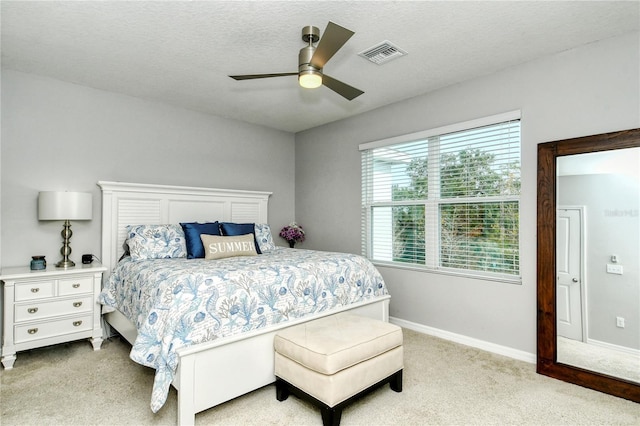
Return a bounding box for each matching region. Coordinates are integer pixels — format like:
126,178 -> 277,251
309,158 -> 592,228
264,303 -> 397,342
229,72 -> 297,80
310,22 -> 354,69
322,74 -> 364,101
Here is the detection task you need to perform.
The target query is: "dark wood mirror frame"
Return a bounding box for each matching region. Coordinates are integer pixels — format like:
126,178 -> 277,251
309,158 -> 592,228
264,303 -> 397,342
537,127 -> 640,403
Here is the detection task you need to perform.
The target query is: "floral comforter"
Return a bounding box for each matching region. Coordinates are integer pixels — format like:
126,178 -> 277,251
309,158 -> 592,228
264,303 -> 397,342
98,247 -> 388,412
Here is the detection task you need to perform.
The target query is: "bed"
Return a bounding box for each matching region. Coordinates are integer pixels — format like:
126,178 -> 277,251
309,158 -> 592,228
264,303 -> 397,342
97,181 -> 391,425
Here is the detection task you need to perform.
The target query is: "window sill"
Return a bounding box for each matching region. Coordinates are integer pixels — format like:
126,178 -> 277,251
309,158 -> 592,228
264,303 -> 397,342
370,260 -> 522,285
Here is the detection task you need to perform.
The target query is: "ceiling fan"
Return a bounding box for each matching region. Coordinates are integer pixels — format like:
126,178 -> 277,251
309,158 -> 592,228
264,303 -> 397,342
229,22 -> 364,101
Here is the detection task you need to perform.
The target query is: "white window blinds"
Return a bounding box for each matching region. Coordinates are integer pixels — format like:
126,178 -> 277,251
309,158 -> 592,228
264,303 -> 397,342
361,112 -> 521,281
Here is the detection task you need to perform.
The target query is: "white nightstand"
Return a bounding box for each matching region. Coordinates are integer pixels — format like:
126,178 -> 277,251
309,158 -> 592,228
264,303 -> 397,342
1,263 -> 107,369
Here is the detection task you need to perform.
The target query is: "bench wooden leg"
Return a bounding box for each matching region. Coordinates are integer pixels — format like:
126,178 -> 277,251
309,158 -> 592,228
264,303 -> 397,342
321,406 -> 343,426
275,377 -> 290,401
390,369 -> 403,392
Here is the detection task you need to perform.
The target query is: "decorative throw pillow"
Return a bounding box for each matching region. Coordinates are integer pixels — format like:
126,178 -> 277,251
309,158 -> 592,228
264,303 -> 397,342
200,234 -> 258,260
219,222 -> 262,254
180,222 -> 220,258
254,223 -> 276,252
125,224 -> 187,261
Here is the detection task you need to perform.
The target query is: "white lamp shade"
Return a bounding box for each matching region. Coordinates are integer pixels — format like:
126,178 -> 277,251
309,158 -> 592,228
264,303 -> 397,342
38,191 -> 92,221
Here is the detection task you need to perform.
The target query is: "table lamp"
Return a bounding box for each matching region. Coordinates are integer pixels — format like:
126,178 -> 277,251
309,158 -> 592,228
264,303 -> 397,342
38,191 -> 92,268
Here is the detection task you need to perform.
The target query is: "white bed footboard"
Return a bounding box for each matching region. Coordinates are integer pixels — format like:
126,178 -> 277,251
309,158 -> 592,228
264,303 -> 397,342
105,296 -> 390,425
174,297 -> 390,425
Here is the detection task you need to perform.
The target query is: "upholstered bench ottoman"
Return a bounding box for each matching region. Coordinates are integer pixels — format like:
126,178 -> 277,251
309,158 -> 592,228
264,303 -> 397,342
274,313 -> 403,426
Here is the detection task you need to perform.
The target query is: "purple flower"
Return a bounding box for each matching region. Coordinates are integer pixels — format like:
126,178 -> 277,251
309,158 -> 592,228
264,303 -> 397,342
279,222 -> 306,243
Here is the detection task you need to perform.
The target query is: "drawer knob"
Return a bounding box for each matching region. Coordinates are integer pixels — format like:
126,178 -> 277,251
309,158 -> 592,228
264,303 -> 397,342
73,301 -> 83,308
27,328 -> 38,334
30,288 -> 40,293
73,321 -> 82,327
27,307 -> 39,314
72,283 -> 80,288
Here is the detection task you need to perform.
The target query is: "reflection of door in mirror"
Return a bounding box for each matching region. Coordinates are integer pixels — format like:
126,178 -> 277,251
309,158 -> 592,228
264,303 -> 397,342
556,149 -> 640,384
556,207 -> 584,341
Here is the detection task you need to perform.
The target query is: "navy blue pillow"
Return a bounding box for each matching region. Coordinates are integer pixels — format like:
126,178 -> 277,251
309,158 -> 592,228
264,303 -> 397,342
180,222 -> 220,259
219,222 -> 262,254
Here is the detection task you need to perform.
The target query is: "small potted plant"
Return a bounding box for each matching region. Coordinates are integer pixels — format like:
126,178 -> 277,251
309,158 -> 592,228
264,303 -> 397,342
279,222 -> 305,248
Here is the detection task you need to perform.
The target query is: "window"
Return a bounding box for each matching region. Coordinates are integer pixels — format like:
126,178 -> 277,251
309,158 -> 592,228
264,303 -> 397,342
360,112 -> 521,282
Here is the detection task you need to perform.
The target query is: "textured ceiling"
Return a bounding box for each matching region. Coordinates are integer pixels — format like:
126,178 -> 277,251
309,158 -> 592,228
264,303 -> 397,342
2,1 -> 639,133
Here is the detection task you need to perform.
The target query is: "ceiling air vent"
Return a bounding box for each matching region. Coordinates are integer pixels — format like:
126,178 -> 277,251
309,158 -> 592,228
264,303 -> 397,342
359,40 -> 407,65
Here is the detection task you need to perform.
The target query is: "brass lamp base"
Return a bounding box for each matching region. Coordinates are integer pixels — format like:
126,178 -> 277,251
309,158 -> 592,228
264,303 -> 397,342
55,219 -> 76,268
56,259 -> 76,268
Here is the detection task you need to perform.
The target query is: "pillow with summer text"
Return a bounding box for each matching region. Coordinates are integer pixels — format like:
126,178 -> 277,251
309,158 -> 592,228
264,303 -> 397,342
200,233 -> 258,260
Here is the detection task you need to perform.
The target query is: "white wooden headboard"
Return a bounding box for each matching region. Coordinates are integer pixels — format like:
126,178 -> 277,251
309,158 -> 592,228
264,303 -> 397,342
98,181 -> 271,276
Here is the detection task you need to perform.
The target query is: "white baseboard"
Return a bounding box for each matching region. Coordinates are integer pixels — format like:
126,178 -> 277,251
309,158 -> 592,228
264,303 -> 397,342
390,316 -> 536,364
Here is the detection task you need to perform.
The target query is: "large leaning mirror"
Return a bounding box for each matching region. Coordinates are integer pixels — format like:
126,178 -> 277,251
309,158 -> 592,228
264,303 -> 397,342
537,128 -> 640,403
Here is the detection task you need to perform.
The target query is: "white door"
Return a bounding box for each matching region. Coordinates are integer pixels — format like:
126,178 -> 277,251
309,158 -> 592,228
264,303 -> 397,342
556,208 -> 584,341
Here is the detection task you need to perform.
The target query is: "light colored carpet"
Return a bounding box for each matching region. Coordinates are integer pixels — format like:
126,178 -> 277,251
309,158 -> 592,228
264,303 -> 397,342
1,329 -> 639,425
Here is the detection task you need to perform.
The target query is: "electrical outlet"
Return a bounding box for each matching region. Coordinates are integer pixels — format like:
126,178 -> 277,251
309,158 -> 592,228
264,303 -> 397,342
616,317 -> 625,328
606,264 -> 623,275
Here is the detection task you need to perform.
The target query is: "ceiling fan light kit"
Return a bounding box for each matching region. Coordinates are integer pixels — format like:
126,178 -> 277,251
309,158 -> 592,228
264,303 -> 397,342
298,32 -> 323,89
299,70 -> 322,89
229,21 -> 364,100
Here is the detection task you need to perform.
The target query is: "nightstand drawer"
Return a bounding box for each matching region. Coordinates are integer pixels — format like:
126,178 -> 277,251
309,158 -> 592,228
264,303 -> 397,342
14,281 -> 55,301
14,314 -> 93,344
58,276 -> 93,296
14,295 -> 93,322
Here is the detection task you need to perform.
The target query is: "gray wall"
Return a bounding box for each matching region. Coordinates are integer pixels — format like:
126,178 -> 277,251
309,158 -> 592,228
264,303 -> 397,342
1,70 -> 296,269
295,32 -> 640,356
0,71 -> 297,356
558,173 -> 639,350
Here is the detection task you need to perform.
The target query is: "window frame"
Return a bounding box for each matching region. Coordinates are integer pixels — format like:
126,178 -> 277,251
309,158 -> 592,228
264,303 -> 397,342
360,111 -> 522,284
